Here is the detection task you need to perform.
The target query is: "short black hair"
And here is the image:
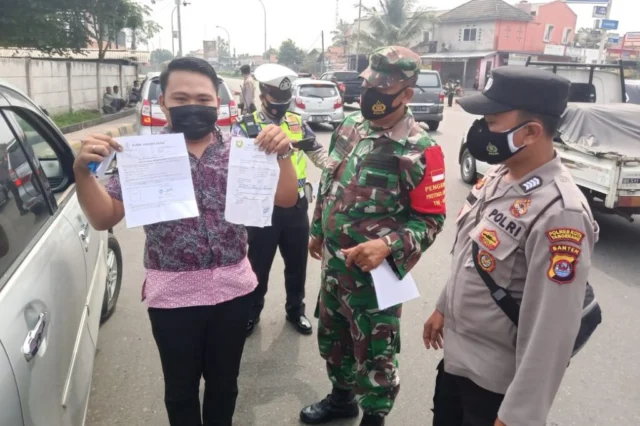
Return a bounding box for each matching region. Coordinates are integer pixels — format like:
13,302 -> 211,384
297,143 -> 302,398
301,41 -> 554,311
240,65 -> 251,75
520,111 -> 561,138
160,57 -> 219,93
113,85 -> 118,89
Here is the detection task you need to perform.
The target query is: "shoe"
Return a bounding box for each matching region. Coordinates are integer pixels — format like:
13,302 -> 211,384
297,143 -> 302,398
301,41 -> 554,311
360,413 -> 385,426
286,314 -> 313,335
246,317 -> 260,337
300,388 -> 359,424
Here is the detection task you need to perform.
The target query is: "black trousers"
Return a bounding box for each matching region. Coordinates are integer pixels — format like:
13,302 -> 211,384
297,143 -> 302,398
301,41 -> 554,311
148,292 -> 253,426
247,197 -> 309,321
432,360 -> 505,426
448,92 -> 455,107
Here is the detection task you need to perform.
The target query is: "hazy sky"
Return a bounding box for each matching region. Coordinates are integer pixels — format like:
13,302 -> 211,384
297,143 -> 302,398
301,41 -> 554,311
145,0 -> 639,56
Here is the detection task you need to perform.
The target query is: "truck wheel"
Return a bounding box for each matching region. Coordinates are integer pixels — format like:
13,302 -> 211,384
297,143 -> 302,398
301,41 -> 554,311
460,148 -> 477,184
427,121 -> 440,131
101,234 -> 123,323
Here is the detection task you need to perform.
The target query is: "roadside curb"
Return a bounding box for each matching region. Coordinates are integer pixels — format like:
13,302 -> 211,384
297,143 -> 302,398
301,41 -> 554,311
67,122 -> 137,152
58,109 -> 135,134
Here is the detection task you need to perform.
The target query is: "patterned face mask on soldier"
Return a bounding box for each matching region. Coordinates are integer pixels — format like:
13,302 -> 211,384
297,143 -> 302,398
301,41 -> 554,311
360,87 -> 405,121
466,118 -> 531,165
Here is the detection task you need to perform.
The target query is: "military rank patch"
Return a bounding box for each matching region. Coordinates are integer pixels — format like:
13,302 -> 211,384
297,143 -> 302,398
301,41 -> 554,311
478,250 -> 496,272
286,116 -> 301,133
548,244 -> 581,284
475,178 -> 486,190
546,228 -> 585,245
479,229 -> 500,250
510,198 -> 531,218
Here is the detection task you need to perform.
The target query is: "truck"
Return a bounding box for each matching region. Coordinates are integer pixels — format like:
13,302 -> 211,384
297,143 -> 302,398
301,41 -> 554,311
319,71 -> 365,104
459,59 -> 640,221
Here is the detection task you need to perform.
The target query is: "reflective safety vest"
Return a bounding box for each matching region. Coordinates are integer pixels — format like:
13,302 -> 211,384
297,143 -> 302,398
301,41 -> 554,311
240,111 -> 307,196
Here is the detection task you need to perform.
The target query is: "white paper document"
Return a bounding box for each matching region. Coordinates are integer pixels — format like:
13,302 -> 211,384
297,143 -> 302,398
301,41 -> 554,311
370,261 -> 420,310
115,134 -> 198,228
225,137 -> 279,227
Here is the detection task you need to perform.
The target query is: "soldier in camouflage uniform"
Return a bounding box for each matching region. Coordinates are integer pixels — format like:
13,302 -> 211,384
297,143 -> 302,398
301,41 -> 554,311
299,46 -> 447,426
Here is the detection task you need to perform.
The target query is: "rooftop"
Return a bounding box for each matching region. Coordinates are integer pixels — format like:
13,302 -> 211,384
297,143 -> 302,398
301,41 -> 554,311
439,0 -> 533,23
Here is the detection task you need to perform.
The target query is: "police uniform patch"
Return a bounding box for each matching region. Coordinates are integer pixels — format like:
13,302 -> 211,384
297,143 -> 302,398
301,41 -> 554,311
520,176 -> 543,193
279,77 -> 291,91
486,143 -> 499,156
479,229 -> 500,250
475,178 -> 486,190
286,115 -> 301,133
478,250 -> 496,272
410,145 -> 446,215
510,198 -> 531,218
548,247 -> 580,284
546,228 -> 585,245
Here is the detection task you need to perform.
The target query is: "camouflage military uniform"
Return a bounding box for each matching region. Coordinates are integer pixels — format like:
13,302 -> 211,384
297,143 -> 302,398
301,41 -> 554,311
310,47 -> 447,417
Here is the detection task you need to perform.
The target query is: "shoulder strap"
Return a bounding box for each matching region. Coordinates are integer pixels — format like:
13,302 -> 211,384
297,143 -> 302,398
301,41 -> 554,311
471,242 -> 520,326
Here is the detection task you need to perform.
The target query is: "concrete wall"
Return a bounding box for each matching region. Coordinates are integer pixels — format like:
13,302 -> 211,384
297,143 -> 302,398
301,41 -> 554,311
0,58 -> 137,115
435,21 -> 497,52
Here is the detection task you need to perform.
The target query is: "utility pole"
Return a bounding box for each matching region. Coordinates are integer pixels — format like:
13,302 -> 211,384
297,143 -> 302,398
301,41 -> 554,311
321,31 -> 325,74
355,0 -> 362,72
258,0 -> 267,58
597,0 -> 613,64
171,6 -> 177,56
176,0 -> 183,57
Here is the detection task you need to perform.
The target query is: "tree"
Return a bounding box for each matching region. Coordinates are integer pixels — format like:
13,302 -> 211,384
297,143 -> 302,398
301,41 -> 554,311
151,48 -> 174,64
0,0 -> 89,54
354,0 -> 438,53
264,47 -> 278,59
217,36 -> 230,58
331,19 -> 353,53
574,27 -> 605,49
124,2 -> 161,50
277,39 -> 306,68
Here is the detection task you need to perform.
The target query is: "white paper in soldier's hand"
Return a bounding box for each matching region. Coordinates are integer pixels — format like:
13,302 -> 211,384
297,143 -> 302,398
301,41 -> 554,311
225,137 -> 279,227
116,134 -> 199,228
370,262 -> 420,310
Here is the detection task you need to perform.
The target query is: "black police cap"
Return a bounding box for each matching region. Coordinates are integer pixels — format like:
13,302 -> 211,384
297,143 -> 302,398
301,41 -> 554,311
457,66 -> 571,118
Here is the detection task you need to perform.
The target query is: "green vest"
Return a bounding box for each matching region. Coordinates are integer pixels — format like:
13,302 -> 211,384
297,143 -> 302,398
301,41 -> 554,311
240,111 -> 307,195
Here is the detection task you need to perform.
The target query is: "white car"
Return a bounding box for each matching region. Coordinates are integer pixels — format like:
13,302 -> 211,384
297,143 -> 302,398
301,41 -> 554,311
289,79 -> 345,128
136,72 -> 239,134
0,80 -> 123,425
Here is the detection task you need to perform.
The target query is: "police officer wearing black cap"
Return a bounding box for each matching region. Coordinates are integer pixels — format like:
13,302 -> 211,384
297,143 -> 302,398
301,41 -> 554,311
422,66 -> 600,426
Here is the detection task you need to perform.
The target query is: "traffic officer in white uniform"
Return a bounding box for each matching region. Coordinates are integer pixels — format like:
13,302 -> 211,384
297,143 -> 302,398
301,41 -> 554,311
423,66 -> 601,426
231,63 -> 329,336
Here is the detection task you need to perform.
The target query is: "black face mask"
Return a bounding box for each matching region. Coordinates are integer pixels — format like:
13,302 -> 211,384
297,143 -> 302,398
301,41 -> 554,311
263,99 -> 290,121
466,118 -> 531,165
168,105 -> 217,140
360,87 -> 405,121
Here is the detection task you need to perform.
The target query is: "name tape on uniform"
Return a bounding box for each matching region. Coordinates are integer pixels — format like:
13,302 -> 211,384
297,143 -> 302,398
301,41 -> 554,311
546,228 -> 585,245
487,209 -> 523,238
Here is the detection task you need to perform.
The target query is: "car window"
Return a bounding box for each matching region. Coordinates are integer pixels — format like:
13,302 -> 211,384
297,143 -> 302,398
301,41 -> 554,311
218,82 -> 231,105
145,79 -> 162,104
0,112 -> 51,280
5,110 -> 64,192
626,84 -> 640,104
416,73 -> 441,88
334,72 -> 359,81
299,85 -> 338,98
569,83 -> 596,103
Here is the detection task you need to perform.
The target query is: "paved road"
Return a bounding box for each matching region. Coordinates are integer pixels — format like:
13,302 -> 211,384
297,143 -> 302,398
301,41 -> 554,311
86,79 -> 640,425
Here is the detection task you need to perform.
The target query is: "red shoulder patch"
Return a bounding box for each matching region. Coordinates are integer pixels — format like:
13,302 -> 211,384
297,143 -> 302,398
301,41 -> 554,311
410,145 -> 446,215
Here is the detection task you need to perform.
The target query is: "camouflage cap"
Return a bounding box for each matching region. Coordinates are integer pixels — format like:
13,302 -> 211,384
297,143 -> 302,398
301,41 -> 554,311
360,46 -> 421,89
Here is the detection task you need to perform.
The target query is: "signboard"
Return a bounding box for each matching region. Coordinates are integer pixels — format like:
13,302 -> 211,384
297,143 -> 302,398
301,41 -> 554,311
608,36 -> 620,44
592,6 -> 607,18
623,32 -> 640,49
544,44 -> 566,56
600,19 -> 619,30
508,53 -> 536,66
203,40 -> 217,61
565,47 -> 583,58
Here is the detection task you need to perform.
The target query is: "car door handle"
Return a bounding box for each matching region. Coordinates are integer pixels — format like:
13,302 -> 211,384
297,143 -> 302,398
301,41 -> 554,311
79,220 -> 90,248
22,312 -> 48,362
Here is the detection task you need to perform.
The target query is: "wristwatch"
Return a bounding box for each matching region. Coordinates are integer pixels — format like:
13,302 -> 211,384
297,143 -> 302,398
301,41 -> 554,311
277,144 -> 294,160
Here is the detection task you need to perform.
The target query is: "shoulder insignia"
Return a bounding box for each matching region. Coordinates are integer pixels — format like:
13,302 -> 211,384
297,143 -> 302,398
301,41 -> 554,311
477,250 -> 496,272
546,228 -> 585,245
409,145 -> 446,215
548,245 -> 581,284
554,174 -> 585,212
480,229 -> 500,250
475,177 -> 486,190
520,176 -> 543,193
510,198 -> 531,218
